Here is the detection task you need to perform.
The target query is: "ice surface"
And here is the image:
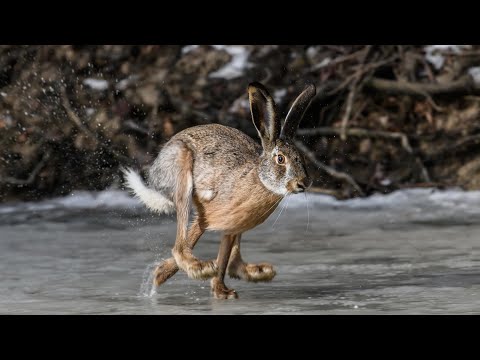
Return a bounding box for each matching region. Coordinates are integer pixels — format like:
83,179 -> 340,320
2,187 -> 480,314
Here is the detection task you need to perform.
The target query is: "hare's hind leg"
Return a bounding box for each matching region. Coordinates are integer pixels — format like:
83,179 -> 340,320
227,234 -> 276,282
170,146 -> 217,280
153,258 -> 178,286
211,233 -> 238,299
154,217 -> 215,285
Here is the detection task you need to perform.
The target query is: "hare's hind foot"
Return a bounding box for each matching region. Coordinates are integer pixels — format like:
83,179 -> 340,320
153,258 -> 179,287
228,262 -> 276,282
173,248 -> 217,280
210,278 -> 238,299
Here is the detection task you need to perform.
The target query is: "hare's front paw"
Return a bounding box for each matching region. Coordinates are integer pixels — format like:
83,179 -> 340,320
210,279 -> 238,300
229,262 -> 276,282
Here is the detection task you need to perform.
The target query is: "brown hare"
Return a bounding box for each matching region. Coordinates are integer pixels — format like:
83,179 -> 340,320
123,82 -> 315,299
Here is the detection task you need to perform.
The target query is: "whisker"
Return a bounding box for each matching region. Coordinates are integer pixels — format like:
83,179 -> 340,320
271,197 -> 287,229
272,192 -> 291,229
304,191 -> 310,234
259,194 -> 285,219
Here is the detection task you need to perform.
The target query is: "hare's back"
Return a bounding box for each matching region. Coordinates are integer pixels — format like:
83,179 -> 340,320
149,124 -> 259,197
176,124 -> 261,165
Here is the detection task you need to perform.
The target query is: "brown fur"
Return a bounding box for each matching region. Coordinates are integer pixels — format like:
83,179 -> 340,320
144,82 -> 316,299
194,168 -> 283,233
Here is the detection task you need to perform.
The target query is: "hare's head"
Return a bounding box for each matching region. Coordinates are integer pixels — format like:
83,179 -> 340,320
248,82 -> 316,196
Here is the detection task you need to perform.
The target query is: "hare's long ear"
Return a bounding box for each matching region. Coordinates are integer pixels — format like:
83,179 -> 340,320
248,82 -> 280,149
280,83 -> 316,139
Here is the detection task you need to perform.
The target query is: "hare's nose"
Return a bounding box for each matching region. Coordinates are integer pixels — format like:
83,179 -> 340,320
297,177 -> 312,192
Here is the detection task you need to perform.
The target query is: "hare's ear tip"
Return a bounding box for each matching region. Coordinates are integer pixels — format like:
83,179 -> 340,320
305,82 -> 316,93
249,81 -> 263,87
248,81 -> 267,91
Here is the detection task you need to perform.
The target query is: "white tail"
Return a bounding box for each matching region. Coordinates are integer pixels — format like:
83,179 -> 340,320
122,167 -> 175,214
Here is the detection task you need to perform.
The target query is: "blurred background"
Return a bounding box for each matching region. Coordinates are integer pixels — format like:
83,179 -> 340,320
2,44 -> 480,202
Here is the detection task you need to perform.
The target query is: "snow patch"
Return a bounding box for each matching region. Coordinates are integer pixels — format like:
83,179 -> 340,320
83,78 -> 109,91
306,46 -> 321,59
468,67 -> 480,85
3,115 -> 14,127
0,190 -> 141,215
181,45 -> 199,54
4,188 -> 480,220
424,45 -> 471,70
229,98 -> 249,113
209,45 -> 250,80
274,89 -> 287,103
380,178 -> 392,186
115,75 -> 139,91
285,187 -> 480,214
312,57 -> 332,70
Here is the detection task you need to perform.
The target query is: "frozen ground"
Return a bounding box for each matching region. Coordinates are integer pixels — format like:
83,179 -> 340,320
1,188 -> 479,314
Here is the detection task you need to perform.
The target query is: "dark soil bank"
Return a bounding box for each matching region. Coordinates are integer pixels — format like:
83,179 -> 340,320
2,45 -> 480,202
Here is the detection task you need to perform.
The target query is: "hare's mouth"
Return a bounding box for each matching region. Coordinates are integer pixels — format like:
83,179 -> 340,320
295,184 -> 306,193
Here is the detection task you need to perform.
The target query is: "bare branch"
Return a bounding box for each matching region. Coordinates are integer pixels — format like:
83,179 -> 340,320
124,120 -> 149,135
416,157 -> 431,182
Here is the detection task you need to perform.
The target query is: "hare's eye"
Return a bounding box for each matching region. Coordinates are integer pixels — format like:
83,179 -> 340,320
276,154 -> 285,165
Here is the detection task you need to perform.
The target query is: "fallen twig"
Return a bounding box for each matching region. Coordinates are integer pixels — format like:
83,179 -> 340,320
416,157 -> 431,182
424,133 -> 480,161
309,48 -> 367,72
297,127 -> 413,154
124,120 -> 149,136
340,85 -> 357,140
60,86 -> 133,165
297,127 -> 431,183
60,86 -> 99,143
1,152 -> 50,186
294,140 -> 365,197
365,75 -> 480,97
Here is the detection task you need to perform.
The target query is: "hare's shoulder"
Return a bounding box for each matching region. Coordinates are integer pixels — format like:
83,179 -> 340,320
179,124 -> 261,156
